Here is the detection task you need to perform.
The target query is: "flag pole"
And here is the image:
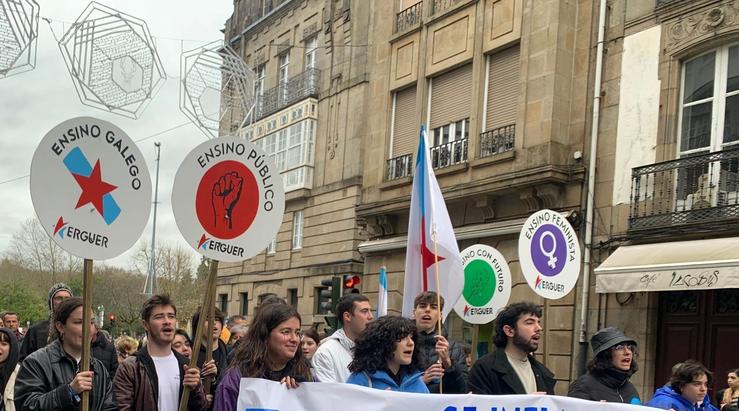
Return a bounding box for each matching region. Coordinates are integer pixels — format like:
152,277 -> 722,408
425,125 -> 444,394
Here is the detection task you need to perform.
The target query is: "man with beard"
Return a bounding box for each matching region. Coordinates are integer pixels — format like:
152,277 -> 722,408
113,294 -> 209,411
412,291 -> 468,393
468,302 -> 555,395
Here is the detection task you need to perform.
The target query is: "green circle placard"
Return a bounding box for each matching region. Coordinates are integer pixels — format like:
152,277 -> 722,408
454,244 -> 512,324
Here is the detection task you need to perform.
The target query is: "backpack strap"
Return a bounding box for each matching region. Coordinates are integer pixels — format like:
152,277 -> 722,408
362,371 -> 372,388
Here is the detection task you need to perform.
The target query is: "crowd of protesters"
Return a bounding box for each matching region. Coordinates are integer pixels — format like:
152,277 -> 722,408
0,283 -> 736,411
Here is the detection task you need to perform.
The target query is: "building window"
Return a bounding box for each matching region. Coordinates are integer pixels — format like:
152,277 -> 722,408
314,286 -> 329,314
680,45 -> 739,155
255,63 -> 265,99
218,293 -> 229,314
278,52 -> 289,103
304,36 -> 317,69
292,210 -> 304,249
254,119 -> 316,192
266,237 -> 276,254
288,288 -> 298,308
430,118 -> 469,168
239,292 -> 248,316
678,45 -> 739,203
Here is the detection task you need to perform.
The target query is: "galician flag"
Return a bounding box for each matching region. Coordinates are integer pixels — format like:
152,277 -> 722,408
377,266 -> 388,317
402,126 -> 464,321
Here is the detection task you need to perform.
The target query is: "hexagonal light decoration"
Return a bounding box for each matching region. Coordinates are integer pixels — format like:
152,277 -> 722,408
180,40 -> 256,139
0,0 -> 39,79
58,2 -> 166,118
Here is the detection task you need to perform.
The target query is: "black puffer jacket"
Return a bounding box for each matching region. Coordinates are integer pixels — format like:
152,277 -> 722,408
92,331 -> 118,378
415,327 -> 468,393
14,339 -> 116,411
19,320 -> 51,361
568,368 -> 641,403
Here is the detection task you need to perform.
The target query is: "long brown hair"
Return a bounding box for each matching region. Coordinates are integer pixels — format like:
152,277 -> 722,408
229,303 -> 312,381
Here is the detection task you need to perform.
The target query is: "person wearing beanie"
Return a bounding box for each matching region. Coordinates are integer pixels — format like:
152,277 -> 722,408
19,283 -> 73,360
567,327 -> 641,404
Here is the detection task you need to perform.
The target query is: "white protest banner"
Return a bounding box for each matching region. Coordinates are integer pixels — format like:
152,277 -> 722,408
171,136 -> 285,262
30,117 -> 152,260
235,379 -> 657,411
453,244 -> 512,324
518,209 -> 581,299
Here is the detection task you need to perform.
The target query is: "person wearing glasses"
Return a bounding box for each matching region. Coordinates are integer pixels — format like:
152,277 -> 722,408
647,360 -> 719,411
568,327 -> 641,403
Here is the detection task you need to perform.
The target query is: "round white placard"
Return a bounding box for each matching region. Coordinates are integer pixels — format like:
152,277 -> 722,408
30,117 -> 152,260
518,209 -> 581,299
171,136 -> 285,262
453,244 -> 512,324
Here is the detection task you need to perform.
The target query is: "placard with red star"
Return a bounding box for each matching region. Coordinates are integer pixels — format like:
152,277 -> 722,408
30,117 -> 152,260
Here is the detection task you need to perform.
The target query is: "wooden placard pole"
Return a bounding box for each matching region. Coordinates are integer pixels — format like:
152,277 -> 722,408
81,258 -> 93,411
179,259 -> 219,411
203,266 -> 218,395
432,234 -> 444,394
471,323 -> 480,363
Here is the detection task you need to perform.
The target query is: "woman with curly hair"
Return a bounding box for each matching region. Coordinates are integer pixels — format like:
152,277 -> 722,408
213,303 -> 312,411
346,315 -> 429,393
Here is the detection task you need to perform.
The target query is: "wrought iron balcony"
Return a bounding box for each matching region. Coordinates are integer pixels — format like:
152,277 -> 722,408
629,147 -> 739,232
395,2 -> 422,33
431,138 -> 468,169
480,124 -> 515,158
254,67 -> 320,120
386,153 -> 413,181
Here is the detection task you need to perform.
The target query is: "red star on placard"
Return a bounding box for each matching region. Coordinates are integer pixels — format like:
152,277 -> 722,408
420,218 -> 445,290
72,160 -> 118,216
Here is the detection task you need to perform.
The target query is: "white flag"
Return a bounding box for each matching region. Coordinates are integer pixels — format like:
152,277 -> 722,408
402,126 -> 464,321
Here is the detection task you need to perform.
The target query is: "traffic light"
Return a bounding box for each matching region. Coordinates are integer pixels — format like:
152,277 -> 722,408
108,314 -> 116,327
343,275 -> 361,294
320,276 -> 341,335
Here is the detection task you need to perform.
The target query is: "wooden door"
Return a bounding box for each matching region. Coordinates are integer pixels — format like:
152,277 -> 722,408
656,289 -> 739,402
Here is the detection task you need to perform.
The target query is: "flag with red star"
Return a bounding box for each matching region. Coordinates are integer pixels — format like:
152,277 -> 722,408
402,126 -> 464,321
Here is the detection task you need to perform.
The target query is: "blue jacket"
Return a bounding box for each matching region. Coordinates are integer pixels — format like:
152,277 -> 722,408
347,368 -> 430,393
646,384 -> 719,411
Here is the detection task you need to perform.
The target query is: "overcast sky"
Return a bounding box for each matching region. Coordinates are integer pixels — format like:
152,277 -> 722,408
0,0 -> 233,270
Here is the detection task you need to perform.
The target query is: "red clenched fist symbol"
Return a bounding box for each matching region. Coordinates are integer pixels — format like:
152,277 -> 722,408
196,160 -> 258,240
212,172 -> 243,230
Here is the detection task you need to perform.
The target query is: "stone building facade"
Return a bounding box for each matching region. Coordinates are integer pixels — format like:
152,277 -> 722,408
215,0 -> 739,400
589,0 -> 739,400
216,0 -> 371,330
357,0 -> 593,395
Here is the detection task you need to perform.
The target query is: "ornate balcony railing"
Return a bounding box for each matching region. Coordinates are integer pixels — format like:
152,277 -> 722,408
395,2 -> 422,33
386,153 -> 413,181
431,138 -> 468,169
629,147 -> 739,232
255,67 -> 320,120
479,124 -> 515,158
